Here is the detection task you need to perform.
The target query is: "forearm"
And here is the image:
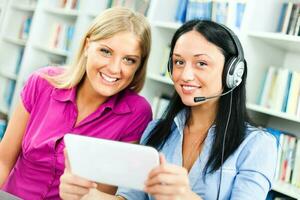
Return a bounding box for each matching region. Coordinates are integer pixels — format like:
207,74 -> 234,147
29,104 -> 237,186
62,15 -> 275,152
0,161 -> 12,188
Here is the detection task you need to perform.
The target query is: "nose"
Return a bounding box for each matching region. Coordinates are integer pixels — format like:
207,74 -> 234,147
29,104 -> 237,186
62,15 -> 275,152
108,57 -> 122,74
181,62 -> 195,82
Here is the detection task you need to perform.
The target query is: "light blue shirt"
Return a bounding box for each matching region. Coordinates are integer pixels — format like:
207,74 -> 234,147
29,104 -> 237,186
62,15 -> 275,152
117,110 -> 277,200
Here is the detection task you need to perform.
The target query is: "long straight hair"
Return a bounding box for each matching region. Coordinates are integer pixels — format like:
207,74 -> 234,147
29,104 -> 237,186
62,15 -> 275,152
146,20 -> 251,174
43,7 -> 151,93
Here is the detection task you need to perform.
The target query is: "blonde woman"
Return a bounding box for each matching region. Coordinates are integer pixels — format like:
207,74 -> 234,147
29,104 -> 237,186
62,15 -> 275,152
0,7 -> 152,200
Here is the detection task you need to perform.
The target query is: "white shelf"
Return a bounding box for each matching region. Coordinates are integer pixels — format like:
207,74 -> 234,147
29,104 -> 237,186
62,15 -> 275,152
3,36 -> 26,46
44,7 -> 79,17
151,21 -> 181,30
248,31 -> 300,53
0,70 -> 17,80
33,44 -> 69,57
11,4 -> 36,12
0,103 -> 8,115
246,103 -> 300,123
272,181 -> 300,199
147,73 -> 173,85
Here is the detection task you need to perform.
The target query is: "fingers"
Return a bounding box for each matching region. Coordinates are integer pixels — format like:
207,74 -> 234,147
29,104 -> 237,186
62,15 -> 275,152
148,163 -> 188,180
60,172 -> 97,189
59,170 -> 97,200
159,153 -> 167,165
145,173 -> 188,187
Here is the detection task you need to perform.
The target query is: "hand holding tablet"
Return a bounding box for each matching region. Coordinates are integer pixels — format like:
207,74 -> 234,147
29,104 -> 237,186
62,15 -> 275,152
64,134 -> 159,190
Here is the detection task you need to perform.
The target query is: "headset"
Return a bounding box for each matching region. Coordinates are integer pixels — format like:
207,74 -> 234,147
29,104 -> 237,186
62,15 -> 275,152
167,23 -> 246,200
167,24 -> 246,102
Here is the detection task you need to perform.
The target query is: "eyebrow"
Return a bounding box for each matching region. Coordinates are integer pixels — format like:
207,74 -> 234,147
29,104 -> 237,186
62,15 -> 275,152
99,44 -> 141,59
173,53 -> 212,59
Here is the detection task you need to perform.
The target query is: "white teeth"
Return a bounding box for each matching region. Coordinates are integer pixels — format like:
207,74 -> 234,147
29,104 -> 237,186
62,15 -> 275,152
100,73 -> 118,82
182,85 -> 196,91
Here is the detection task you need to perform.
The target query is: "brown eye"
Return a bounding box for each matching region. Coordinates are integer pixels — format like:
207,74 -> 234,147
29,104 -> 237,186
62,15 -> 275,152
196,61 -> 207,68
174,59 -> 184,66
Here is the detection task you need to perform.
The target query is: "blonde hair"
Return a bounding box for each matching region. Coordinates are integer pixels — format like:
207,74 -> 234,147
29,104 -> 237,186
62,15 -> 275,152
44,7 -> 151,93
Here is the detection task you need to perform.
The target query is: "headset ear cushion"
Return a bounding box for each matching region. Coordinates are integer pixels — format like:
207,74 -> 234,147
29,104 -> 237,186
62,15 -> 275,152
226,58 -> 245,89
225,57 -> 237,88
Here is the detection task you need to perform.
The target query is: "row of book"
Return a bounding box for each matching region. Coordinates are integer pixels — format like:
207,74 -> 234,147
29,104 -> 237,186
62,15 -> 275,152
175,0 -> 247,29
257,66 -> 300,116
0,79 -> 16,109
268,128 -> 300,188
107,0 -> 151,15
277,2 -> 300,36
55,0 -> 79,10
49,23 -> 75,51
19,15 -> 32,40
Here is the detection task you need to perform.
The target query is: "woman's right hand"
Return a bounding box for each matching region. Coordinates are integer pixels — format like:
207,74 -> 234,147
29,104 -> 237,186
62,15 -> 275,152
59,149 -> 97,200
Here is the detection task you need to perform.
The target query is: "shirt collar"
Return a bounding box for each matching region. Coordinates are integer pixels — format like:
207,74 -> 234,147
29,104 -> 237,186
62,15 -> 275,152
51,87 -> 132,115
173,108 -> 216,138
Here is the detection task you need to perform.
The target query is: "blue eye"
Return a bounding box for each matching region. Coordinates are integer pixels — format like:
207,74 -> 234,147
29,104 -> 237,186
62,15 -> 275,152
100,48 -> 112,57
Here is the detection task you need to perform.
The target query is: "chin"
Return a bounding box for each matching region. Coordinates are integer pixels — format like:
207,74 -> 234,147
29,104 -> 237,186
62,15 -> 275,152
180,97 -> 197,107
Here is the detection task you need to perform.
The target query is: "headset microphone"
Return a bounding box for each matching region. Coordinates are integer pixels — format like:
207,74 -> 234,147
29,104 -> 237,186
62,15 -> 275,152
194,87 -> 235,102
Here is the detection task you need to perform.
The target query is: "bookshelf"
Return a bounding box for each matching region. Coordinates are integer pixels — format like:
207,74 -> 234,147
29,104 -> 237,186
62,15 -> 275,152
0,0 -> 299,198
141,0 -> 300,199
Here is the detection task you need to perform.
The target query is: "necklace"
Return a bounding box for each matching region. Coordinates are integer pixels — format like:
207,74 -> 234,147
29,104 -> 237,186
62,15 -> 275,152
183,124 -> 206,171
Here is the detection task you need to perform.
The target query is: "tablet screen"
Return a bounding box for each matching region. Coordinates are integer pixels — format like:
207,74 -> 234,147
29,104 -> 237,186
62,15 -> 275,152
64,134 -> 160,190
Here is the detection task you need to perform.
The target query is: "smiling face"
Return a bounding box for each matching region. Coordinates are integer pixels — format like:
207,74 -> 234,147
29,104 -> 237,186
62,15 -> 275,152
171,30 -> 225,107
84,31 -> 142,98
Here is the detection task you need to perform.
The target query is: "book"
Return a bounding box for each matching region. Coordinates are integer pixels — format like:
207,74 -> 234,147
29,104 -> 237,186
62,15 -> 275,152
175,0 -> 188,23
258,66 -> 276,107
286,71 -> 300,115
291,139 -> 300,186
15,48 -> 24,75
211,1 -> 229,25
186,0 -> 212,21
281,2 -> 294,34
277,3 -> 288,32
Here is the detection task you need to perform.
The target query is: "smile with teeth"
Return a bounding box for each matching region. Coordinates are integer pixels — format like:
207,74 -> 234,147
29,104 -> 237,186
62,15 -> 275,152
100,72 -> 119,82
182,85 -> 198,90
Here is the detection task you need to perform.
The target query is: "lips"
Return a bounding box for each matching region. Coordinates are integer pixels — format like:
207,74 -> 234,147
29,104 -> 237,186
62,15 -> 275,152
181,84 -> 200,94
99,72 -> 119,83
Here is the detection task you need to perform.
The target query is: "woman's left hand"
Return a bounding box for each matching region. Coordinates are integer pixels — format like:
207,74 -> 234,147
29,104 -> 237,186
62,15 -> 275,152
144,154 -> 200,200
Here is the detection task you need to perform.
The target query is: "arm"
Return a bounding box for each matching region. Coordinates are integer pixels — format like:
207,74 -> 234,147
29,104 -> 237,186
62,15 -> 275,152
0,100 -> 29,187
229,131 -> 277,200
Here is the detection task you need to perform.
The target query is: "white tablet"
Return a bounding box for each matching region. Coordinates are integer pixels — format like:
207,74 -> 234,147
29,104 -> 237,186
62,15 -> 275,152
64,134 -> 160,190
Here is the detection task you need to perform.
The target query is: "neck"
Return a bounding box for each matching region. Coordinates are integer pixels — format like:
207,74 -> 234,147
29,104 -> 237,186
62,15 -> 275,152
188,102 -> 218,133
77,77 -> 107,108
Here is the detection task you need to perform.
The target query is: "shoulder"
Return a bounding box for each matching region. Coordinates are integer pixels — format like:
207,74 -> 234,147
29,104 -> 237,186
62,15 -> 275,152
26,66 -> 64,88
122,89 -> 152,115
242,124 -> 277,151
236,124 -> 277,176
139,120 -> 159,145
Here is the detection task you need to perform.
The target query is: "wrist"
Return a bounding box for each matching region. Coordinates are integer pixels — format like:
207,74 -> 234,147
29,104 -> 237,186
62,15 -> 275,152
185,190 -> 202,200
